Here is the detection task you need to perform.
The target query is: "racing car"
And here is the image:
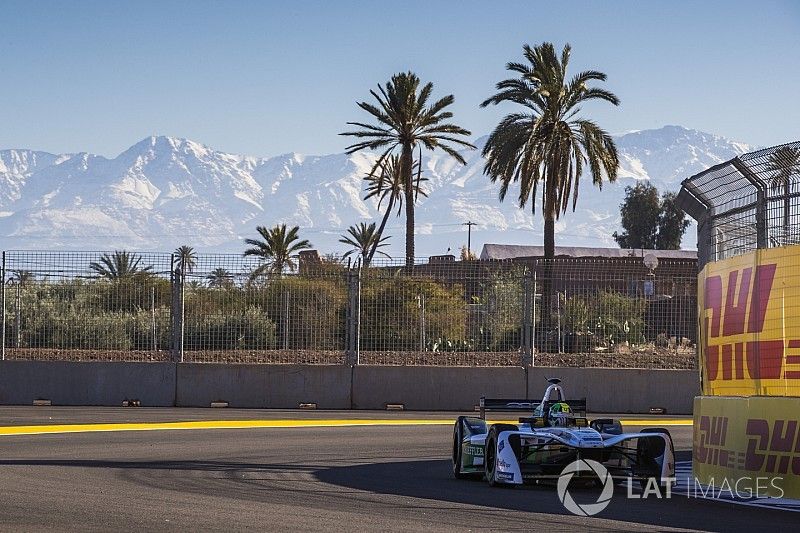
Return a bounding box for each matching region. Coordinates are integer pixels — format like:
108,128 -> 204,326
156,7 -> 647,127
452,378 -> 675,487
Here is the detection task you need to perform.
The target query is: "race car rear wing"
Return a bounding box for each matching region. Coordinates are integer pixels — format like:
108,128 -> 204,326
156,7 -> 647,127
478,397 -> 587,419
479,397 -> 538,419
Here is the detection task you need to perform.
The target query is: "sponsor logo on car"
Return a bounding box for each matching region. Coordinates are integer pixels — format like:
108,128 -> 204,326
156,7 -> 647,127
464,445 -> 483,457
498,458 -> 512,469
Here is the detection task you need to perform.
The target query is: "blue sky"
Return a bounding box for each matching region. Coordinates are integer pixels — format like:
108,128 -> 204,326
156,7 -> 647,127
1,0 -> 798,157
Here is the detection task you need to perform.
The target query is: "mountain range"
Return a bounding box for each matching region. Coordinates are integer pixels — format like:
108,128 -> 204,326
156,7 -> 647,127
0,125 -> 751,257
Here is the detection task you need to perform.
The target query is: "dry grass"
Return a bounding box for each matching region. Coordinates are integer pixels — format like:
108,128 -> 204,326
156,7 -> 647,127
4,346 -> 696,369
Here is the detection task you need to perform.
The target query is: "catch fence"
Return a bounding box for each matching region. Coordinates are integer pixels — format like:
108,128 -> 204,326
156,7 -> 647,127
1,251 -> 697,368
677,141 -> 800,269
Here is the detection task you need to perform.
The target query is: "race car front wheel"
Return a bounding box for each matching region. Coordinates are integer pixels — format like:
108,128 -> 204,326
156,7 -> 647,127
638,427 -> 675,490
484,427 -> 499,486
452,418 -> 467,479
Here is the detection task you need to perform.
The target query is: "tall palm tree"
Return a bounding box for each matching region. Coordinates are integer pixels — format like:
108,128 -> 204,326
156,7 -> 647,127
243,224 -> 311,278
363,154 -> 427,264
89,251 -> 153,280
206,267 -> 234,288
339,222 -> 391,266
481,42 -> 620,330
174,245 -> 197,275
342,71 -> 475,268
765,146 -> 800,243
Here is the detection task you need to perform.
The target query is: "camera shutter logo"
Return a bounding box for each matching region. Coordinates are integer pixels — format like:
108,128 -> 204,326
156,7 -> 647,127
557,459 -> 614,516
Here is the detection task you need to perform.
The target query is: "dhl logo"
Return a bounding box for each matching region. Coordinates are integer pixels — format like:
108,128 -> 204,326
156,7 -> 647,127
746,418 -> 800,475
695,415 -> 732,467
696,415 -> 800,475
703,264 -> 800,381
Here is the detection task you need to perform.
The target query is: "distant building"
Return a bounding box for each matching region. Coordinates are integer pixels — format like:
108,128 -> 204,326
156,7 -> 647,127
479,244 -> 697,261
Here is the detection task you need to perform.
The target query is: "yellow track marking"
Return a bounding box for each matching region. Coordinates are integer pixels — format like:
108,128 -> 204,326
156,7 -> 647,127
0,418 -> 691,437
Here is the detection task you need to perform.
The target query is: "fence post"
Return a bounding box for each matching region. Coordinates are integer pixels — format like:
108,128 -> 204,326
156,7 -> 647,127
282,290 -> 289,350
419,293 -> 426,351
1,251 -> 5,361
521,270 -> 533,367
14,283 -> 21,348
151,286 -> 157,353
346,265 -> 361,365
171,256 -> 184,363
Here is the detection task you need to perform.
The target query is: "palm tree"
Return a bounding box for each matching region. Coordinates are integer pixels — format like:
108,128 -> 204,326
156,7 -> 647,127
89,251 -> 153,280
363,154 -> 428,264
481,42 -> 620,330
243,224 -> 311,278
339,222 -> 391,266
174,245 -> 197,275
9,270 -> 34,285
206,267 -> 234,288
342,71 -> 475,268
765,146 -> 800,243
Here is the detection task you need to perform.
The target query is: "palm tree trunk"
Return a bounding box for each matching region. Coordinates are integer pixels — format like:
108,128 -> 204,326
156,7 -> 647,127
367,196 -> 395,266
784,180 -> 791,244
402,143 -> 415,271
541,212 -> 555,336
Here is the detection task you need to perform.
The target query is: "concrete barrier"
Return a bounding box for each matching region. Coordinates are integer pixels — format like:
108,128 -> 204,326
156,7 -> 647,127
352,366 -> 527,410
175,364 -> 352,409
0,361 -> 176,406
527,367 -> 699,414
0,361 -> 699,413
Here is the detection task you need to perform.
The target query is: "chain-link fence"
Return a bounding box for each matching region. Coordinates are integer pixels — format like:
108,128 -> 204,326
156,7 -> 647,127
677,141 -> 800,268
679,141 -> 800,396
1,251 -> 697,368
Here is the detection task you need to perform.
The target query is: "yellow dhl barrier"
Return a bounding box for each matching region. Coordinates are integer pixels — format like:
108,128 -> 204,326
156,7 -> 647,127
694,395 -> 800,499
698,246 -> 800,396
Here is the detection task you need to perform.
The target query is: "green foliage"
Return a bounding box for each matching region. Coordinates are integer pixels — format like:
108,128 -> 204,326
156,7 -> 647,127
184,306 -> 276,350
657,191 -> 691,249
765,146 -> 800,238
339,222 -> 391,266
613,183 -> 689,250
89,251 -> 154,280
478,273 -> 524,351
481,42 -> 620,250
342,71 -> 474,266
206,268 -> 234,288
265,277 -> 347,350
428,336 -> 474,352
175,245 -> 197,273
561,290 -> 647,347
244,224 -> 312,277
613,183 -> 661,248
360,277 -> 466,350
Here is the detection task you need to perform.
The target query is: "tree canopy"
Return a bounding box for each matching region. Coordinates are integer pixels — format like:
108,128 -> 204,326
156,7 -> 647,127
613,182 -> 689,250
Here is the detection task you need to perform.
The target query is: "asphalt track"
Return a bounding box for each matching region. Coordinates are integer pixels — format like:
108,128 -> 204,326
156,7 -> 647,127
0,408 -> 794,532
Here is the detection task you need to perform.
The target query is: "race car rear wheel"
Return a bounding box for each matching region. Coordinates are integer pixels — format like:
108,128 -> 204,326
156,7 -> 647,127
452,418 -> 467,479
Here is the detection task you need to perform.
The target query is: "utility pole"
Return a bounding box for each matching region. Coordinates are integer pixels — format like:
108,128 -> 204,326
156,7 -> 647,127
463,221 -> 477,258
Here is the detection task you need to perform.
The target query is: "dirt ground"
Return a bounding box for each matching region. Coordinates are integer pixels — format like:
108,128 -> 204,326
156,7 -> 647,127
3,346 -> 696,368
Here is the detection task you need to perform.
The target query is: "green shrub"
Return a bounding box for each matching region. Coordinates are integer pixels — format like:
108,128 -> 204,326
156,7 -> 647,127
474,273 -> 524,351
561,290 -> 646,347
360,277 -> 466,350
184,305 -> 277,350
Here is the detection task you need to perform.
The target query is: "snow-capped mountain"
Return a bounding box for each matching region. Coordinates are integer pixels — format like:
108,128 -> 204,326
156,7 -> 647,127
0,126 -> 751,256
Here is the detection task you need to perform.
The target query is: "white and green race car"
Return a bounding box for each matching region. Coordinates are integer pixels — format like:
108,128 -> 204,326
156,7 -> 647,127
452,378 -> 675,487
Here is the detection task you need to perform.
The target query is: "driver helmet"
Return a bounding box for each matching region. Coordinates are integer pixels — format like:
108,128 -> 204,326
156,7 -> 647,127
548,402 -> 575,427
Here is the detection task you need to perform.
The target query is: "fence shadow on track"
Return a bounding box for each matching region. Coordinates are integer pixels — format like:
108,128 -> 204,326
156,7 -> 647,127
313,453 -> 793,529
1,454 -> 796,528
